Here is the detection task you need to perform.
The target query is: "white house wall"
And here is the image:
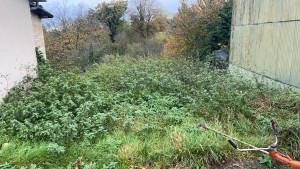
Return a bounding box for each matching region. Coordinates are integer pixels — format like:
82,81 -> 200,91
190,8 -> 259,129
0,0 -> 37,100
31,12 -> 47,57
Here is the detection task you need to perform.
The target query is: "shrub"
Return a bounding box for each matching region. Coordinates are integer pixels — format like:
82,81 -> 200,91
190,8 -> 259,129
0,53 -> 118,143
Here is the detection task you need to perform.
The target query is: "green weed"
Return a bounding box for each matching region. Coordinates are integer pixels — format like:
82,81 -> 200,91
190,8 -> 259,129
0,55 -> 299,168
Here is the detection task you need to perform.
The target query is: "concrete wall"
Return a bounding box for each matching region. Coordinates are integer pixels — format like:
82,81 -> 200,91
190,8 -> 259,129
230,0 -> 300,89
0,0 -> 37,100
31,12 -> 47,57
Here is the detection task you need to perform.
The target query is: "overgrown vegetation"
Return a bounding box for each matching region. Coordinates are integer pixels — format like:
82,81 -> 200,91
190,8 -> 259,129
44,0 -> 170,70
44,0 -> 232,70
1,0 -> 299,168
0,54 -> 299,168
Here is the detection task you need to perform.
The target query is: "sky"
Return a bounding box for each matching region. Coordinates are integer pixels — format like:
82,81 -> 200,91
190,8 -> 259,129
41,0 -> 182,16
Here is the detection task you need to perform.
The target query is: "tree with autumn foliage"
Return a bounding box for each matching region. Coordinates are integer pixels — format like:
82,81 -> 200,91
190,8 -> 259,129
129,0 -> 170,38
44,4 -> 112,70
165,0 -> 232,60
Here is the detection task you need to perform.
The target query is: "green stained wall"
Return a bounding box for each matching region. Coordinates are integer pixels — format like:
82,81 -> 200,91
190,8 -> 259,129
230,0 -> 300,88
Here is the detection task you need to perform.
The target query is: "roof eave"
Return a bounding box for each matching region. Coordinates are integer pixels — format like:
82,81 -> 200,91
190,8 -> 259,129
31,7 -> 54,19
29,0 -> 47,2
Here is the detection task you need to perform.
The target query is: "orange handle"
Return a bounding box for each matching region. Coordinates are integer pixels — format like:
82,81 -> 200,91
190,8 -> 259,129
269,150 -> 300,169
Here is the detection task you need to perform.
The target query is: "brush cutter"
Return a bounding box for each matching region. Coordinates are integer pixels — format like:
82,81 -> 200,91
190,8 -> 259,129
197,120 -> 300,169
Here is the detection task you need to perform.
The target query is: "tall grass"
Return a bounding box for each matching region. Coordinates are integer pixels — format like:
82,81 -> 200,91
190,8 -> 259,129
0,55 -> 299,168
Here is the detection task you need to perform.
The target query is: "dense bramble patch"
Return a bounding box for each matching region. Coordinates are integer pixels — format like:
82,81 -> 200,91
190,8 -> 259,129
0,55 -> 299,168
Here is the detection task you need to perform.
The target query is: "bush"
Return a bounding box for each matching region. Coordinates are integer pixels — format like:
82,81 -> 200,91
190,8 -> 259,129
0,70 -> 119,143
0,52 -> 118,143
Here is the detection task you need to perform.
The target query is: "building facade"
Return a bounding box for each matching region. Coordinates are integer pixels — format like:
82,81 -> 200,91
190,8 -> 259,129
0,0 -> 53,100
230,0 -> 300,89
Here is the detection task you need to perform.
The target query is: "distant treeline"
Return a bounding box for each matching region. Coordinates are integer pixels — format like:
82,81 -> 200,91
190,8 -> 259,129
44,0 -> 232,70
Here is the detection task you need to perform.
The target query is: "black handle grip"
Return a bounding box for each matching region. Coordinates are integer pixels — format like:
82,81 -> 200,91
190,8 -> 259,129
227,139 -> 238,149
271,119 -> 278,135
